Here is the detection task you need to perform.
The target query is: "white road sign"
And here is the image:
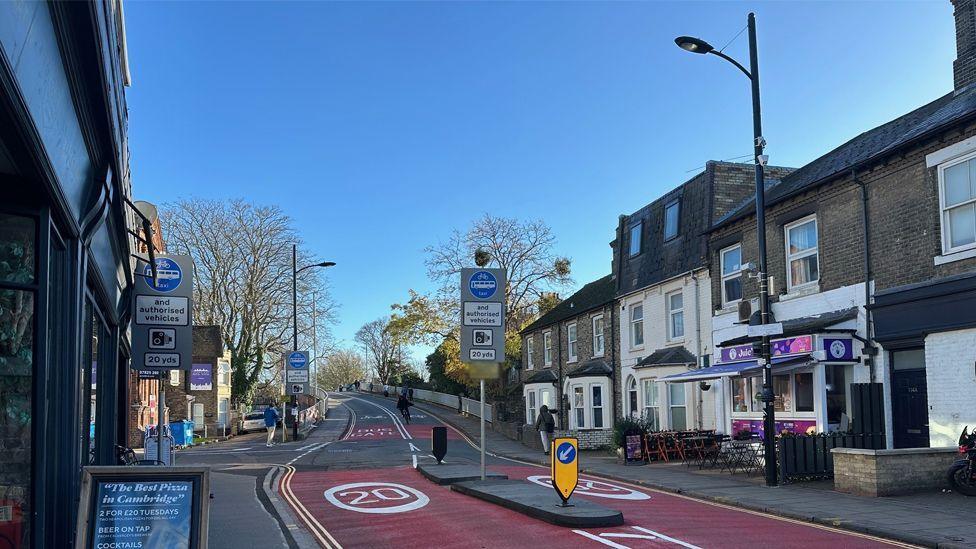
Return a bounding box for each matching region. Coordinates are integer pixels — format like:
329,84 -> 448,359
463,302 -> 502,326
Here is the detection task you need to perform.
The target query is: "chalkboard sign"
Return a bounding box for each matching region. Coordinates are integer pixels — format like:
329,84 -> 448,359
75,466 -> 210,549
624,434 -> 645,465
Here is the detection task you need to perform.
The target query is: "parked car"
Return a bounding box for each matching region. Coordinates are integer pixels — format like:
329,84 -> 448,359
239,411 -> 267,434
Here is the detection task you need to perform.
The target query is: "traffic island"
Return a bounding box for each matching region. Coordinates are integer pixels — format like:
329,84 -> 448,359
417,464 -> 508,485
451,479 -> 624,528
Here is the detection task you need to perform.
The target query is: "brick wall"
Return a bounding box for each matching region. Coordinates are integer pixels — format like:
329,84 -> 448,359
924,327 -> 976,447
554,428 -> 614,450
832,447 -> 958,496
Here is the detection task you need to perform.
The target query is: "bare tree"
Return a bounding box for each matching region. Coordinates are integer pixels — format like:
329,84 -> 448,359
355,317 -> 408,384
161,198 -> 336,405
315,348 -> 368,390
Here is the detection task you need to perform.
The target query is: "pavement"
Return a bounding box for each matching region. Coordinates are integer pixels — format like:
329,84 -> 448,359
401,396 -> 976,549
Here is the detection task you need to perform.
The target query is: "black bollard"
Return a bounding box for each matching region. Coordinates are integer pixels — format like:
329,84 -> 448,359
432,426 -> 447,464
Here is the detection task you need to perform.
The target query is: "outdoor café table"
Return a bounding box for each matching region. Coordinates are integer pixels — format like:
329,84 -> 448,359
721,439 -> 763,474
682,436 -> 713,467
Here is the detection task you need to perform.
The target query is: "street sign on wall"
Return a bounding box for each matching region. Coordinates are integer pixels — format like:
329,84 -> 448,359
131,255 -> 193,371
285,350 -> 309,395
460,268 -> 506,378
550,437 -> 579,505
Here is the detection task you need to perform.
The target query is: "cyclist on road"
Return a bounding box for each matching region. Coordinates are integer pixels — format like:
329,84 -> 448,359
396,394 -> 413,424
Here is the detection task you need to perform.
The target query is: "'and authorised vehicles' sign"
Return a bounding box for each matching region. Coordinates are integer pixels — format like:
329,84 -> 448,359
285,351 -> 310,395
131,255 -> 193,372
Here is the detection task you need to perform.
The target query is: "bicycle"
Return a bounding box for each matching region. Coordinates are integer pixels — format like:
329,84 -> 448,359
400,405 -> 411,424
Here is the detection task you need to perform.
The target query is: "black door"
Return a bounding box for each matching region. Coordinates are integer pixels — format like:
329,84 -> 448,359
892,369 -> 929,448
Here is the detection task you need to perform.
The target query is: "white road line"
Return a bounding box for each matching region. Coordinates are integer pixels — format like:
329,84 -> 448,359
409,443 -> 422,452
427,454 -> 445,463
412,454 -> 418,468
631,527 -> 701,549
287,441 -> 331,466
572,530 -> 629,549
345,395 -> 411,439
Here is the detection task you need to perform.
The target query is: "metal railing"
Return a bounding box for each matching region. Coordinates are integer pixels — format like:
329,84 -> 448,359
384,385 -> 492,423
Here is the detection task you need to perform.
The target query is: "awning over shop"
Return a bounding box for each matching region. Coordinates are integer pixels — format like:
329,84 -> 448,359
659,355 -> 814,383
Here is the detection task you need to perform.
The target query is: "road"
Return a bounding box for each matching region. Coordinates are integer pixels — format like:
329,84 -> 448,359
238,392 -> 910,549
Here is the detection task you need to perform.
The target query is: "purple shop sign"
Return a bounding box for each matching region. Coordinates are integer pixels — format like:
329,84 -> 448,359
731,418 -> 817,438
189,363 -> 212,391
719,335 -> 814,363
822,337 -> 854,361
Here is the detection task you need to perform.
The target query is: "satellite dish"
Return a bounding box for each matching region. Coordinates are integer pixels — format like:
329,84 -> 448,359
134,201 -> 159,223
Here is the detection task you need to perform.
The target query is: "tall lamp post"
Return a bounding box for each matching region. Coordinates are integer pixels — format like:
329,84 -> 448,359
676,12 -> 777,487
292,244 -> 335,441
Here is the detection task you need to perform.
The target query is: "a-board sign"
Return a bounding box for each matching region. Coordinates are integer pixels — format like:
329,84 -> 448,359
459,268 -> 506,379
75,466 -> 210,549
550,437 -> 579,505
132,255 -> 194,371
624,434 -> 644,464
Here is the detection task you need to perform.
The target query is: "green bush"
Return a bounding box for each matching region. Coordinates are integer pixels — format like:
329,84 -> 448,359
612,417 -> 648,449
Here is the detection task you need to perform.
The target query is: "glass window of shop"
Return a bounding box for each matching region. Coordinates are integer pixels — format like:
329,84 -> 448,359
0,213 -> 36,548
825,364 -> 849,425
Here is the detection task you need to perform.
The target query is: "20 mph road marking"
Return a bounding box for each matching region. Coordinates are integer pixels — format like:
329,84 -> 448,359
324,482 -> 429,514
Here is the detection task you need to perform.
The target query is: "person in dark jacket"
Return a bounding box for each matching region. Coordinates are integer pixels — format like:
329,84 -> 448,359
396,394 -> 413,424
534,405 -> 555,455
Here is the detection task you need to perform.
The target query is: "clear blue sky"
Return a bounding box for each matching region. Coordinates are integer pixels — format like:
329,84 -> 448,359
125,1 -> 954,358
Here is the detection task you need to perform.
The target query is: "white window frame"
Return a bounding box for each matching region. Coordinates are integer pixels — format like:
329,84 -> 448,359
572,385 -> 585,429
784,215 -> 820,291
218,359 -> 231,387
628,223 -> 642,257
567,322 -> 578,362
626,376 -> 639,418
591,384 -> 604,429
664,199 -> 680,241
668,383 -> 688,430
720,244 -> 743,306
526,336 -> 535,370
591,314 -> 605,357
667,290 -> 684,341
526,390 -> 538,425
630,303 -> 644,348
641,378 -> 660,431
938,151 -> 976,255
543,331 -> 552,366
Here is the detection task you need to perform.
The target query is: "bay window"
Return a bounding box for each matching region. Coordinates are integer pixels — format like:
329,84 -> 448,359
669,384 -> 687,431
573,386 -> 585,429
591,386 -> 604,429
642,379 -> 660,431
526,390 -> 537,425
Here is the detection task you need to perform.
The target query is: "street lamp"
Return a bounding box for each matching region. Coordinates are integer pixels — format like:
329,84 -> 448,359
676,12 -> 778,487
292,243 -> 335,441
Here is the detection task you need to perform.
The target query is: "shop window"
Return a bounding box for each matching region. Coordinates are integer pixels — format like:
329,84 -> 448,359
591,315 -> 604,356
785,216 -> 819,290
573,386 -> 584,429
526,337 -> 535,370
721,245 -> 742,304
630,304 -> 644,348
731,377 -> 749,412
543,332 -> 552,366
667,291 -> 684,340
591,386 -> 604,429
526,390 -> 537,425
669,384 -> 687,430
825,365 -> 848,425
939,155 -> 976,253
628,223 -> 642,256
0,210 -> 35,549
626,377 -> 638,418
642,379 -> 660,431
567,323 -> 578,362
795,372 -> 815,412
773,375 -> 792,412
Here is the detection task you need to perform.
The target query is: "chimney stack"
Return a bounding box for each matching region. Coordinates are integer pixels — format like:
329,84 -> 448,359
954,0 -> 976,91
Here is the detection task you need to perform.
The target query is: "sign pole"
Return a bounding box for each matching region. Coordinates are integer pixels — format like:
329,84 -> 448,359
157,373 -> 165,464
480,379 -> 486,480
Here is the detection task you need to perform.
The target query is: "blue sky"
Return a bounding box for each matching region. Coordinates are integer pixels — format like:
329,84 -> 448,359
125,1 -> 954,358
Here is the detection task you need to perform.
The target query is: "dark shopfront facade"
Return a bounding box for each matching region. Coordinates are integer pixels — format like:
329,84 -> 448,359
0,1 -> 136,547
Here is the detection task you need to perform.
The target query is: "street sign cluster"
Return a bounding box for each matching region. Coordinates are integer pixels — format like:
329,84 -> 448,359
285,350 -> 309,395
131,256 -> 193,372
460,268 -> 506,378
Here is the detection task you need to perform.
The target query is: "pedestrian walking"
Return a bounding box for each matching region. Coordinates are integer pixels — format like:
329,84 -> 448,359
354,380 -> 361,392
264,405 -> 280,447
534,405 -> 555,455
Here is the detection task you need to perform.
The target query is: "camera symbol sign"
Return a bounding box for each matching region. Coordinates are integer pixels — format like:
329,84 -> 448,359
472,329 -> 493,346
148,328 -> 176,350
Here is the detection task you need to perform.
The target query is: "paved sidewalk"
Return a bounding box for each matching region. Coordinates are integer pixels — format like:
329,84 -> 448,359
408,398 -> 976,549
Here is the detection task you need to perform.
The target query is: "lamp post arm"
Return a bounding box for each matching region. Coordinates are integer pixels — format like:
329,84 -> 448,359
708,49 -> 752,80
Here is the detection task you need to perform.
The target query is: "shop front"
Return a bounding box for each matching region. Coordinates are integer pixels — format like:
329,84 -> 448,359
661,334 -> 859,437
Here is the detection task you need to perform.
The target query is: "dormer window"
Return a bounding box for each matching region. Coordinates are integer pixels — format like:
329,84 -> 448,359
628,223 -> 642,257
664,200 -> 680,240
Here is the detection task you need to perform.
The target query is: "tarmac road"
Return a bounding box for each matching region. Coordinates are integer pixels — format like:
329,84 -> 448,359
276,393 -> 912,549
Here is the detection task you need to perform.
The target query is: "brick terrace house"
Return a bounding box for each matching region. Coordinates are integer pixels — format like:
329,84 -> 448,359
165,326 -> 235,438
682,0 -> 976,449
520,275 -> 618,449
614,161 -> 793,433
